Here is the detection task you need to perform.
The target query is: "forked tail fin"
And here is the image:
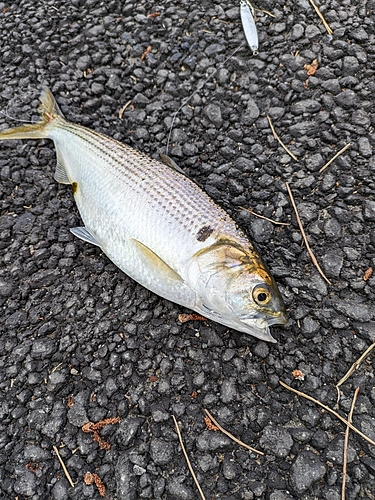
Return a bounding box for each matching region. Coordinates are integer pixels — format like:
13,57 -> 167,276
0,87 -> 64,140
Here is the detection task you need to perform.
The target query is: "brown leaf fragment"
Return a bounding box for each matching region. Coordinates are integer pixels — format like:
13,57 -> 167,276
364,267 -> 373,281
147,11 -> 161,18
141,45 -> 152,61
82,418 -> 120,450
84,472 -> 106,497
191,391 -> 198,399
178,313 -> 206,323
292,369 -> 305,380
204,416 -> 219,431
304,59 -> 318,76
149,375 -> 159,382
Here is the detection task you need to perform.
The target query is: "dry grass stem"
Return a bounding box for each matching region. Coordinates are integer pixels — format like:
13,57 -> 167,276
256,8 -> 276,18
319,143 -> 351,173
172,415 -> 207,500
267,115 -> 298,161
239,206 -> 290,226
286,182 -> 331,285
336,342 -> 375,389
53,445 -> 75,488
308,0 -> 333,34
342,387 -> 360,500
280,381 -> 375,446
204,409 -> 264,455
119,100 -> 132,119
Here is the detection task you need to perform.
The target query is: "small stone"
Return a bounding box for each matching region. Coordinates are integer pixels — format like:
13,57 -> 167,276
289,451 -> 326,494
324,218 -> 341,240
0,278 -> 13,297
150,438 -> 174,465
321,79 -> 341,95
334,90 -> 357,109
321,249 -> 344,277
203,103 -> 223,127
31,338 -> 55,358
116,453 -> 138,500
14,468 -> 36,496
259,425 -> 293,458
291,100 -> 321,115
290,24 -> 304,40
67,403 -> 88,427
51,479 -> 70,500
302,316 -> 320,337
76,55 -> 91,70
167,479 -> 194,499
220,378 -> 238,404
326,436 -> 357,464
306,153 -> 324,171
358,137 -> 372,158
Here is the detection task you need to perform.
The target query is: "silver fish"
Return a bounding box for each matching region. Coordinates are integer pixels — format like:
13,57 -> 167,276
240,0 -> 259,55
0,88 -> 287,342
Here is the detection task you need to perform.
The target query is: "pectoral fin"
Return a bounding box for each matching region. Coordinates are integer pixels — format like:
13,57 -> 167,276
131,238 -> 183,283
70,226 -> 101,247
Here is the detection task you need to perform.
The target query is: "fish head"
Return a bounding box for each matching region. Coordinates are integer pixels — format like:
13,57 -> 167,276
189,241 -> 288,342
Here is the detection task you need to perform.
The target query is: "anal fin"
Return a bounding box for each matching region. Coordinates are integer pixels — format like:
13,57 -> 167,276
131,238 -> 183,283
70,227 -> 101,247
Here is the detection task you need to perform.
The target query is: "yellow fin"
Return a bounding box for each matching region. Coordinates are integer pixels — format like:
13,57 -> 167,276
131,238 -> 183,283
0,87 -> 63,141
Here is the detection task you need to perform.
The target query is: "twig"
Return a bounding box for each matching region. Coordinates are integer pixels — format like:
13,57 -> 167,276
239,206 -> 290,226
267,115 -> 298,161
285,182 -> 331,285
308,0 -> 333,34
203,409 -> 264,455
172,415 -> 206,500
119,100 -> 132,119
279,381 -> 375,446
256,8 -> 275,18
319,143 -> 351,173
336,343 -> 375,390
53,445 -> 75,488
342,387 -> 360,500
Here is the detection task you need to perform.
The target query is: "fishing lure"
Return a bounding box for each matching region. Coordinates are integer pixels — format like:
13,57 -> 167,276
240,0 -> 259,55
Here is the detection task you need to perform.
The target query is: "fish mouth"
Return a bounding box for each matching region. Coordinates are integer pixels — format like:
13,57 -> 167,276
241,319 -> 276,343
267,311 -> 288,327
242,311 -> 288,343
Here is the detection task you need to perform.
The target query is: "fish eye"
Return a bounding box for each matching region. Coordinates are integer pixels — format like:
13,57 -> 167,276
252,285 -> 271,305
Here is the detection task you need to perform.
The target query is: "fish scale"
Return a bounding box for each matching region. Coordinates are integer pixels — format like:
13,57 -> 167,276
0,88 -> 288,341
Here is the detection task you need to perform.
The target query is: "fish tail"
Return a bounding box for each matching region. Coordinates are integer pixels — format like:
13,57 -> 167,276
0,87 -> 64,141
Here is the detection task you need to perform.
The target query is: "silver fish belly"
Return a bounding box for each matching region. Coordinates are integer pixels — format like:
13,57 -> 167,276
0,88 -> 287,341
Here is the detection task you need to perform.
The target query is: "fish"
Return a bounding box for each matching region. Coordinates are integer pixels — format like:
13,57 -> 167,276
240,0 -> 259,55
0,88 -> 287,342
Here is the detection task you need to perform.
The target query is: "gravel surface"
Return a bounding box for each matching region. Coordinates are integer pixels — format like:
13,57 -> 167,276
1,0 -> 375,499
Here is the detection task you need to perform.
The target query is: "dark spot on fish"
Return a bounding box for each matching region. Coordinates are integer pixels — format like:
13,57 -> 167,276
196,225 -> 214,242
72,182 -> 78,195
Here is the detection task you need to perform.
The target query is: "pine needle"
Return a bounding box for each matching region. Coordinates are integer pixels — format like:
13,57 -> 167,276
238,206 -> 290,226
279,381 -> 375,446
172,415 -> 206,500
267,115 -> 298,161
285,182 -> 331,285
342,387 -> 360,500
319,143 -> 351,173
53,445 -> 75,488
308,0 -> 333,34
203,409 -> 264,455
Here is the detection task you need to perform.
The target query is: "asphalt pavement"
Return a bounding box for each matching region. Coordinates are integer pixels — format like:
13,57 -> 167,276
0,0 -> 375,499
